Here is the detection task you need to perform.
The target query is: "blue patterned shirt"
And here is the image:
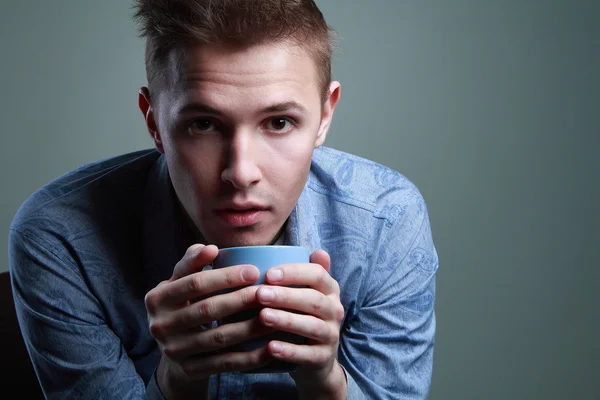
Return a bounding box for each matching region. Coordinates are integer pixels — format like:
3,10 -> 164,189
9,146 -> 438,399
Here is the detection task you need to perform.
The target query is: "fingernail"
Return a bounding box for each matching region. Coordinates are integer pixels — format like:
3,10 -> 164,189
264,310 -> 277,324
191,244 -> 205,256
241,268 -> 256,282
259,287 -> 275,301
271,342 -> 283,354
267,268 -> 283,282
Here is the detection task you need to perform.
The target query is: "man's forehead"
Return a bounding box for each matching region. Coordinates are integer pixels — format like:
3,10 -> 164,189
157,42 -> 321,111
167,41 -> 317,84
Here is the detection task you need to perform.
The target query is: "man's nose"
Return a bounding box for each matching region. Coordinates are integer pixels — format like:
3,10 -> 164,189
221,131 -> 262,189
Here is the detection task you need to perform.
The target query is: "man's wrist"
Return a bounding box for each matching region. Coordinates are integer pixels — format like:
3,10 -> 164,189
294,361 -> 348,400
156,356 -> 209,400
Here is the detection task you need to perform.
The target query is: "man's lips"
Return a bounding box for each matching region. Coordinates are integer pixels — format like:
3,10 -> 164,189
214,206 -> 268,227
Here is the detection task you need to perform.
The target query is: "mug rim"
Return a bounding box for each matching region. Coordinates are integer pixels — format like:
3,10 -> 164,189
217,245 -> 309,252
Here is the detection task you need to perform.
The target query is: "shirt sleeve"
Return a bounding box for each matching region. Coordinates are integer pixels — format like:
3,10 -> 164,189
338,192 -> 439,399
8,228 -> 155,399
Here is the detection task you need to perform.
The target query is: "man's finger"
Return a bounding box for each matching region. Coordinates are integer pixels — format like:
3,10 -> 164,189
265,262 -> 339,296
162,317 -> 275,361
310,249 -> 331,273
179,346 -> 273,377
161,264 -> 260,307
267,340 -> 333,367
155,284 -> 261,334
258,307 -> 339,344
256,286 -> 344,322
171,244 -> 218,281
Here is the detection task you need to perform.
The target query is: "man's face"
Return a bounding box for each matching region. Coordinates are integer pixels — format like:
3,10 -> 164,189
140,41 -> 340,248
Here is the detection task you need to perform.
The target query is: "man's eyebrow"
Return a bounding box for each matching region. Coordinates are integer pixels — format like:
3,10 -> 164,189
178,103 -> 222,116
177,101 -> 307,116
262,101 -> 307,114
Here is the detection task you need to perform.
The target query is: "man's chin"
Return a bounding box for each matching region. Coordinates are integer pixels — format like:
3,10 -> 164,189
202,218 -> 288,249
212,231 -> 282,249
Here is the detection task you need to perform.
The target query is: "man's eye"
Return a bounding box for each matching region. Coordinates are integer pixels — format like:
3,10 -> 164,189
189,118 -> 217,134
265,117 -> 294,133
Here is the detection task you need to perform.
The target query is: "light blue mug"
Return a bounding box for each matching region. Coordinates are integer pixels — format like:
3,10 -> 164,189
212,245 -> 310,374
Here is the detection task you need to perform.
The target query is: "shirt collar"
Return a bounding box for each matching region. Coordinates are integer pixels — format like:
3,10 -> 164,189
284,180 -> 321,252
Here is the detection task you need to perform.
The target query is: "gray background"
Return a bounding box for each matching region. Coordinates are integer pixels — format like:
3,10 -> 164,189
1,1 -> 598,399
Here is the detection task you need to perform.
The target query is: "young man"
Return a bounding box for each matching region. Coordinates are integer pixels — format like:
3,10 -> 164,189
8,1 -> 439,399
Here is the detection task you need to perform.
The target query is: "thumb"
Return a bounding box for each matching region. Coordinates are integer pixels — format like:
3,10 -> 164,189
310,249 -> 331,273
171,244 -> 219,281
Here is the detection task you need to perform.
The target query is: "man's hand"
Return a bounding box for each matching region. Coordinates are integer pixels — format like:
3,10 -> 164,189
256,249 -> 348,400
144,244 -> 275,399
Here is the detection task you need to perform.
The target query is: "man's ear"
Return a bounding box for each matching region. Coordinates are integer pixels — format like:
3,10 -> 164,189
138,87 -> 164,154
315,81 -> 341,148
